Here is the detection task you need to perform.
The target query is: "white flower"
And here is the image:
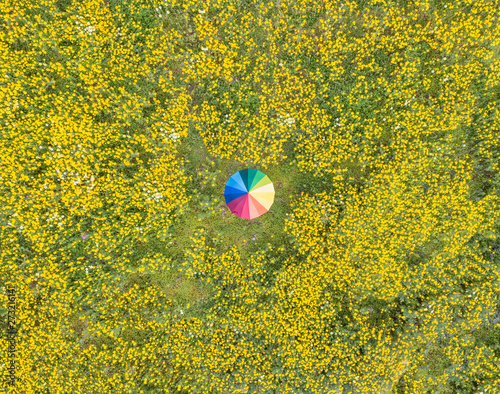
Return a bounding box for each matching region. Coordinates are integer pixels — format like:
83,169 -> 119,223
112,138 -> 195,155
84,25 -> 96,34
201,47 -> 208,51
198,9 -> 205,14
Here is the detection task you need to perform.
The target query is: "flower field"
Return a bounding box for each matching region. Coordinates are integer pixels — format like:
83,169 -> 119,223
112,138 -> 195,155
1,0 -> 500,392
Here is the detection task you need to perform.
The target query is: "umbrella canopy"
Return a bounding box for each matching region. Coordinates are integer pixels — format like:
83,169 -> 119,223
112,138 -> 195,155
224,169 -> 275,220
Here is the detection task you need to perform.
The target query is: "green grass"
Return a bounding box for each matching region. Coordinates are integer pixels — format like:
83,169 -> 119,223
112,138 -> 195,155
3,0 -> 500,392
111,3 -> 500,389
109,113 -> 307,330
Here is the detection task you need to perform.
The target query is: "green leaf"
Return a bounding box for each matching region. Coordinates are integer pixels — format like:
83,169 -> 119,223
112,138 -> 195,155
198,212 -> 209,220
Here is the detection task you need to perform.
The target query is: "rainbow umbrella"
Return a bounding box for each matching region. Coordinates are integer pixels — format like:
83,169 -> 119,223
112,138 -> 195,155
224,169 -> 275,220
